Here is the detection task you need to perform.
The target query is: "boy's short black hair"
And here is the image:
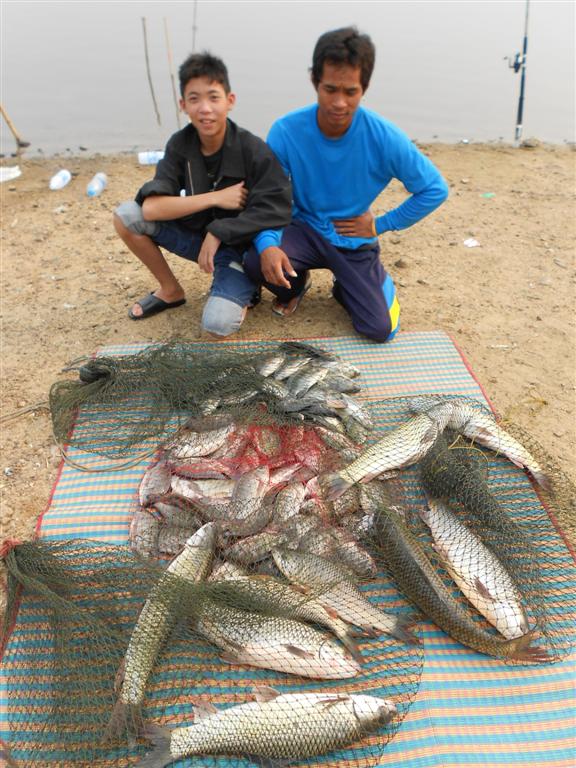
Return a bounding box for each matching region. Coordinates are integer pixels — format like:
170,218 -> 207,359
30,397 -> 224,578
178,51 -> 231,95
311,27 -> 375,92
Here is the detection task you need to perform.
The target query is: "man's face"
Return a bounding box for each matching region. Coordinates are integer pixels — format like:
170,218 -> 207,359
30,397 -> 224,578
315,62 -> 364,137
180,77 -> 235,146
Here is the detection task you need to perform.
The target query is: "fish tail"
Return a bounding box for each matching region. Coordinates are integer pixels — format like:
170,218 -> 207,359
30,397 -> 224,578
506,629 -> 551,663
320,471 -> 352,501
530,468 -> 553,492
335,626 -> 364,663
104,698 -> 144,742
133,723 -> 174,767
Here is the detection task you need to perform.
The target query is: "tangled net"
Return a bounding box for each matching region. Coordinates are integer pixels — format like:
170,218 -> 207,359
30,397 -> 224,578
49,341 -> 367,461
1,536 -> 423,768
4,341 -> 575,767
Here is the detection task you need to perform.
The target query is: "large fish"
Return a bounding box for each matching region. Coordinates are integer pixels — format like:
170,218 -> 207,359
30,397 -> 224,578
194,599 -> 361,679
139,460 -> 172,507
418,429 -> 540,583
321,414 -> 439,500
372,503 -> 548,662
408,395 -> 552,490
272,548 -> 418,644
208,569 -> 361,660
136,687 -> 396,766
107,523 -> 216,737
420,499 -> 531,639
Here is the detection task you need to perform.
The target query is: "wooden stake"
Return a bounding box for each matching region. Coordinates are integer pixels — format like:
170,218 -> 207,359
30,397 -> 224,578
141,17 -> 162,127
0,103 -> 30,150
163,17 -> 181,129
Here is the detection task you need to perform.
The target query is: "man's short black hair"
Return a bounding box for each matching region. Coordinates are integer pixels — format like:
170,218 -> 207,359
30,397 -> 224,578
311,27 -> 375,92
178,51 -> 231,96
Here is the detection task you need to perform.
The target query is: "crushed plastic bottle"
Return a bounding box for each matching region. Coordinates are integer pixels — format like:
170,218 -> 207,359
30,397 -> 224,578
138,150 -> 164,165
86,172 -> 108,197
49,169 -> 72,190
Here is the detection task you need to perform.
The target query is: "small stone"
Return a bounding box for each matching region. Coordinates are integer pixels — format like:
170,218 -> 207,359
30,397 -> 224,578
390,236 -> 401,245
417,278 -> 429,286
520,137 -> 541,148
460,178 -> 470,184
4,467 -> 14,477
394,258 -> 408,268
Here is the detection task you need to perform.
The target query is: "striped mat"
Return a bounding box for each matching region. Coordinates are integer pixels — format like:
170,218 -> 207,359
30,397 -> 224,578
1,330 -> 574,767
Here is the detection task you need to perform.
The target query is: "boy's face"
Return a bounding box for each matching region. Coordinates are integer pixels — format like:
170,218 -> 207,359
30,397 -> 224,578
314,62 -> 364,138
180,77 -> 235,147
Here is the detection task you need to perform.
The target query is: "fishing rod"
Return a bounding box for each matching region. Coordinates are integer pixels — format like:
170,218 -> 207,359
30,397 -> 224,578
506,0 -> 530,144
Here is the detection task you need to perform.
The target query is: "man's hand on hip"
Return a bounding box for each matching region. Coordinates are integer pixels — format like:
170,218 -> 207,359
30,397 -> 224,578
260,246 -> 297,289
333,210 -> 377,239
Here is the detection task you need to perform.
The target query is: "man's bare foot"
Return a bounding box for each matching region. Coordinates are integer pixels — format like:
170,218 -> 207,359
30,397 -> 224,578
129,288 -> 185,319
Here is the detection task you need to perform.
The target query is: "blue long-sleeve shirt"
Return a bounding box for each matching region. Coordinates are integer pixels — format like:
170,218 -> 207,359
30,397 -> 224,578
254,105 -> 448,254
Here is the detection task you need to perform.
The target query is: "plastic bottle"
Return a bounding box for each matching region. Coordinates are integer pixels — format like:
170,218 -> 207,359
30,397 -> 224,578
86,172 -> 108,197
49,169 -> 72,190
138,150 -> 164,165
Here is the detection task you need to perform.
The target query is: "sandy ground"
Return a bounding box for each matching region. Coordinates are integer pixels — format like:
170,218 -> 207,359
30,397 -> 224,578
1,142 -> 575,547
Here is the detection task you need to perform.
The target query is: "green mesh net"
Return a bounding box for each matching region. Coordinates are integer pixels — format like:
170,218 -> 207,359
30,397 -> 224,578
4,345 -> 576,767
1,536 -> 422,768
49,341 -> 367,461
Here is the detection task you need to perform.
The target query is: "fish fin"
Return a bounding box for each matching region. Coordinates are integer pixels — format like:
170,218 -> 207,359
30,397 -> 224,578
220,650 -> 243,665
113,657 -> 126,694
320,695 -> 352,710
388,614 -> 421,646
253,685 -> 282,702
133,723 -> 174,768
104,699 -> 144,742
283,643 -> 315,659
339,631 -> 364,664
320,472 -> 352,501
419,507 -> 431,526
507,629 -> 551,663
474,577 -> 497,601
194,701 -> 218,720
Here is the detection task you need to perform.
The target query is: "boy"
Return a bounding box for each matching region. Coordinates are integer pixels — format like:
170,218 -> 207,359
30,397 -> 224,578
114,52 -> 291,336
244,27 -> 449,342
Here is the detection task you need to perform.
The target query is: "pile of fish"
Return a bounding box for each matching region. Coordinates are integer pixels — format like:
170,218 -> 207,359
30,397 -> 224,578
116,521 -> 407,764
319,393 -> 553,662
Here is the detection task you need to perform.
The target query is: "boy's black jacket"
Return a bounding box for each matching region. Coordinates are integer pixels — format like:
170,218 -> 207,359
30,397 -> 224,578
135,119 -> 292,248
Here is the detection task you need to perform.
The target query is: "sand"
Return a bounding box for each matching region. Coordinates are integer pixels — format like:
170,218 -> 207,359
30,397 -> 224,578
1,142 -> 575,544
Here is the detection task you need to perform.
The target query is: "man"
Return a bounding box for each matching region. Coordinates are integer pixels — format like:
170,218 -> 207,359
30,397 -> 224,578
114,52 -> 291,336
244,27 -> 449,341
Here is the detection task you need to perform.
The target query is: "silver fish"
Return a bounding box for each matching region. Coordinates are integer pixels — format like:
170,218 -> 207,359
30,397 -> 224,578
408,396 -> 552,490
166,415 -> 234,459
137,688 -> 396,765
208,571 -> 361,660
129,507 -> 161,559
321,413 -> 439,500
272,481 -> 307,523
340,392 -> 374,430
194,600 -> 361,679
287,365 -> 329,397
253,351 -> 286,377
273,355 -> 312,380
139,460 -> 172,507
108,523 -> 216,737
421,499 -> 531,639
272,547 -> 418,644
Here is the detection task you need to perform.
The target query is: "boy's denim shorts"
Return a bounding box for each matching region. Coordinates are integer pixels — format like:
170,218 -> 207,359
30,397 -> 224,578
115,200 -> 257,309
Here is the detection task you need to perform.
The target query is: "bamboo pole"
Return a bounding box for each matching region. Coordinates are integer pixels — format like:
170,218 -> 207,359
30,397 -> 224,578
141,17 -> 162,127
163,17 -> 181,129
0,103 -> 30,150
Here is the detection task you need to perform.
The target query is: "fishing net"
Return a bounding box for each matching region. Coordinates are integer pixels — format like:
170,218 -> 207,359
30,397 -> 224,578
1,537 -> 423,768
327,395 -> 575,665
49,341 -> 367,461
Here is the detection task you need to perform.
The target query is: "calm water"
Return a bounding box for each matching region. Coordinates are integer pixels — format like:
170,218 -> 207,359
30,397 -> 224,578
1,0 -> 574,156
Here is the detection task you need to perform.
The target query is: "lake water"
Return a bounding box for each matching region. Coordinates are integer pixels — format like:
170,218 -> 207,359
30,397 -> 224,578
1,0 -> 574,156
